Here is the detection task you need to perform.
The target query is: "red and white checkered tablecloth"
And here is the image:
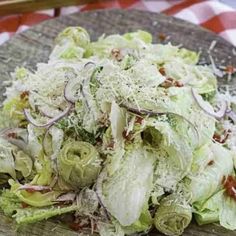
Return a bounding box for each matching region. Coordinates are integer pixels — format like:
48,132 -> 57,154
0,0 -> 236,46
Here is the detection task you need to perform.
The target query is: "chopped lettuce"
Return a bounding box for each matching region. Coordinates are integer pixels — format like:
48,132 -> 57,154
189,143 -> 234,203
14,205 -> 78,224
14,150 -> 33,178
58,141 -> 102,189
98,221 -> 125,236
154,193 -> 192,236
102,145 -> 154,226
9,180 -> 62,207
0,138 -> 16,179
194,189 -> 236,230
123,205 -> 153,234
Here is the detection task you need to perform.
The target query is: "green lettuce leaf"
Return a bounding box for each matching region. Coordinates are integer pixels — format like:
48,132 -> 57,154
0,189 -> 21,216
189,143 -> 234,203
177,48 -> 200,64
164,61 -> 217,94
31,152 -> 53,186
9,180 -> 62,207
55,26 -> 90,48
220,194 -> 236,230
145,114 -> 195,193
58,141 -> 102,189
14,150 -> 33,178
14,204 -> 78,224
194,189 -> 236,230
123,30 -> 152,44
3,94 -> 29,122
0,138 -> 16,179
102,145 -> 155,226
154,194 -> 192,236
98,221 -> 125,236
194,190 -> 224,225
124,205 -> 153,234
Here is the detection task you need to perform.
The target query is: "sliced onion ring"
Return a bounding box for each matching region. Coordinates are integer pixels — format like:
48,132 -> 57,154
23,103 -> 73,128
95,170 -> 111,221
18,185 -> 52,192
120,102 -> 199,145
191,88 -> 227,119
64,79 -> 81,103
55,192 -> 76,202
84,61 -> 96,69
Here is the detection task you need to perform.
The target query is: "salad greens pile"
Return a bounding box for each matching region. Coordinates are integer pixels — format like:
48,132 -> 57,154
1,26 -> 236,236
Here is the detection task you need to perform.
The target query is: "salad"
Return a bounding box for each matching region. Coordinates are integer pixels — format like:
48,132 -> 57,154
0,26 -> 236,236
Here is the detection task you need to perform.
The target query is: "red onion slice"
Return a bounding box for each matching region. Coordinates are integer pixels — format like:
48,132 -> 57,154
38,105 -> 61,118
95,170 -> 111,220
191,88 -> 227,119
18,185 -> 52,192
55,192 -> 76,202
23,103 -> 73,128
84,61 -> 96,69
64,79 -> 81,103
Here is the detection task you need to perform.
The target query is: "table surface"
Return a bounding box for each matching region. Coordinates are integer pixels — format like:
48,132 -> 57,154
0,8 -> 236,236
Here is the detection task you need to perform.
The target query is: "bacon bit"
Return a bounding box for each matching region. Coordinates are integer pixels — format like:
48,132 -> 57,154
223,175 -> 236,201
160,78 -> 174,88
21,202 -> 29,208
225,65 -> 235,74
207,160 -> 214,166
7,132 -> 17,139
111,48 -> 123,61
135,116 -> 143,124
69,222 -> 82,231
158,33 -> 166,41
174,80 -> 184,87
20,91 -> 29,100
160,78 -> 183,88
106,141 -> 115,149
213,129 -> 231,144
69,219 -> 90,231
122,130 -> 134,141
159,67 -> 166,76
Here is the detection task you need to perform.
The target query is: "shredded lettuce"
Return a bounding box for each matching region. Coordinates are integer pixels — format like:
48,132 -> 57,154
102,145 -> 155,226
58,141 -> 102,189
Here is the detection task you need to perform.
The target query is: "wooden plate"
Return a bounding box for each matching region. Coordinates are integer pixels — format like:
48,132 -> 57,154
0,9 -> 236,236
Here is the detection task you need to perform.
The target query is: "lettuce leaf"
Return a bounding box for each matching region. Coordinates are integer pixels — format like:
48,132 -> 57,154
0,138 -> 16,179
9,180 -> 62,207
123,205 -> 152,234
98,221 -> 125,236
14,150 -> 32,178
154,193 -> 192,236
194,190 -> 224,225
189,143 -> 234,203
102,145 -> 155,226
14,204 -> 78,224
58,141 -> 102,189
0,189 -> 21,216
194,189 -> 236,230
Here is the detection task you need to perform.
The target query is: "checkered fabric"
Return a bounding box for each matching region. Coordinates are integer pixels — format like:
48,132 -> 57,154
0,0 -> 236,46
